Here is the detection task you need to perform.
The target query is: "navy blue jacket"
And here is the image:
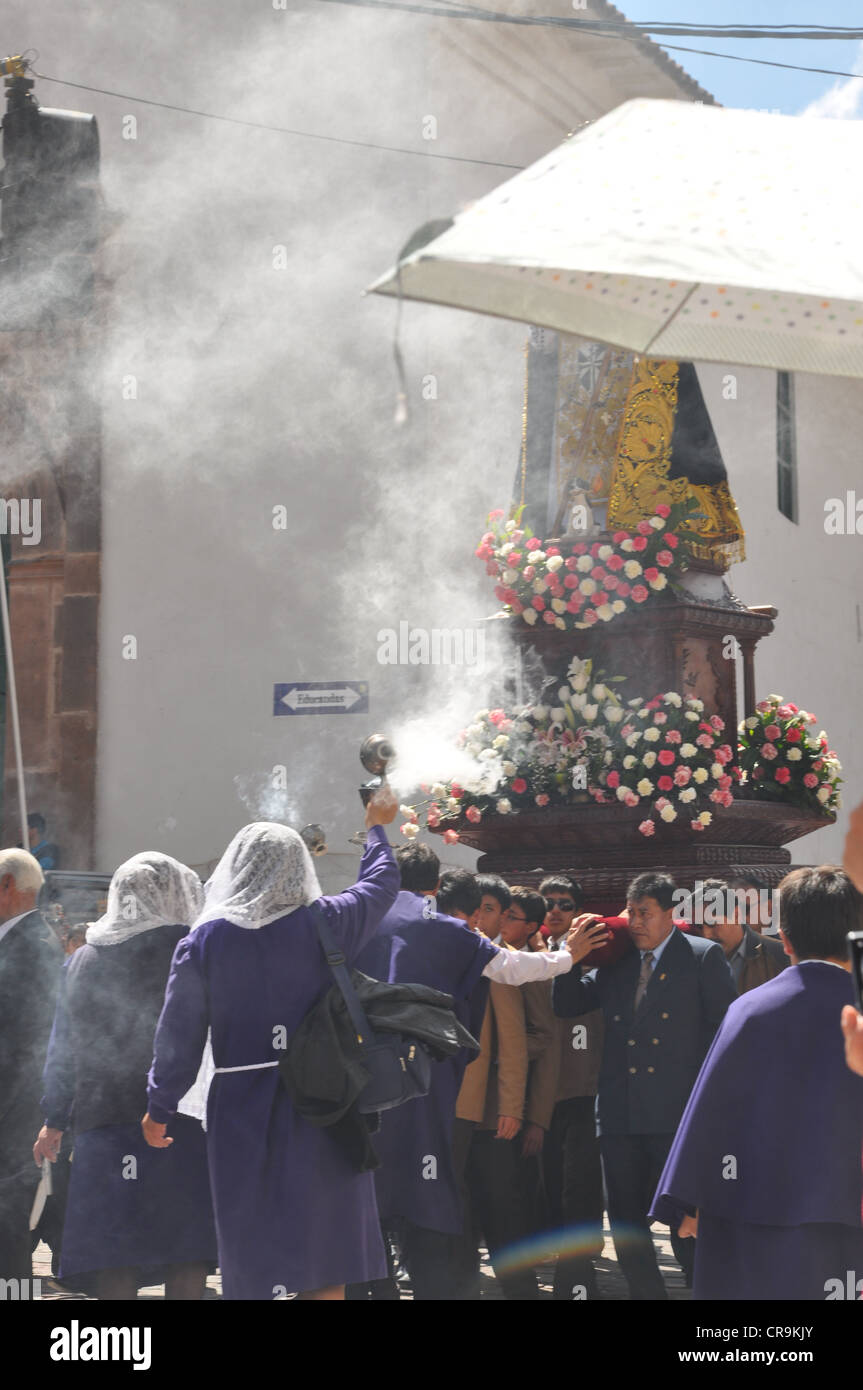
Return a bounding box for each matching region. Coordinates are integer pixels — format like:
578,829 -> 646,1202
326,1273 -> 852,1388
553,927 -> 736,1136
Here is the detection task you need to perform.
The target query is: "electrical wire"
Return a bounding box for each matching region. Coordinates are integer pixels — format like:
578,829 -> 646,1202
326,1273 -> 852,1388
28,69 -> 522,169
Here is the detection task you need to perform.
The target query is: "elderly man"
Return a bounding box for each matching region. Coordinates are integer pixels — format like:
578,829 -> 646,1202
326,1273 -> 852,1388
699,878 -> 787,994
653,866 -> 863,1300
0,849 -> 61,1281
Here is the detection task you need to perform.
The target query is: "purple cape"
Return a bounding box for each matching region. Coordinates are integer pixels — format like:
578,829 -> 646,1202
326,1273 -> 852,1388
355,891 -> 496,1233
650,962 -> 863,1231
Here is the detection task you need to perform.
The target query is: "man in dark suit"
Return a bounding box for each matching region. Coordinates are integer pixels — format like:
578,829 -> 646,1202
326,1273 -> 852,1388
698,880 -> 787,994
0,849 -> 61,1281
553,870 -> 736,1300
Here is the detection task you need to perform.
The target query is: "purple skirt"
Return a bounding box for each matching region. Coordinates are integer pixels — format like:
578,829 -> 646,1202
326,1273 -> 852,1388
694,1211 -> 863,1300
60,1115 -> 217,1284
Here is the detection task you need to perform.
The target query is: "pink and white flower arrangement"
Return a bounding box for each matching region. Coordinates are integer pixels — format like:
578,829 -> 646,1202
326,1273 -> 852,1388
599,691 -> 732,835
737,695 -> 841,815
477,501 -> 693,632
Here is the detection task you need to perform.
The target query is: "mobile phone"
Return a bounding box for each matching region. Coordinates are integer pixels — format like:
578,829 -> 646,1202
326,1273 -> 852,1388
847,932 -> 863,1014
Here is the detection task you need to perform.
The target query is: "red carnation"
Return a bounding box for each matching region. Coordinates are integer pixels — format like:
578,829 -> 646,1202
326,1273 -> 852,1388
657,775 -> 673,791
531,595 -> 546,611
774,767 -> 791,785
602,574 -> 619,591
526,537 -> 542,551
512,778 -> 527,794
565,556 -> 579,570
665,533 -> 679,548
632,536 -> 648,552
617,581 -> 632,598
606,553 -> 625,572
606,771 -> 621,789
655,503 -> 671,518
612,530 -> 629,544
657,749 -> 675,766
643,567 -> 660,583
785,727 -> 802,743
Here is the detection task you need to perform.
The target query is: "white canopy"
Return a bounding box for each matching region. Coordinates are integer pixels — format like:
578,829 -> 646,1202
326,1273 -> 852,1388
369,99 -> 863,378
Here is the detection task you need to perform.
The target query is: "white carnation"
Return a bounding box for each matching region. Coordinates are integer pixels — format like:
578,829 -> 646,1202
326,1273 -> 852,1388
678,787 -> 697,803
693,767 -> 709,784
636,778 -> 654,797
642,751 -> 657,769
643,727 -> 661,743
623,560 -> 643,580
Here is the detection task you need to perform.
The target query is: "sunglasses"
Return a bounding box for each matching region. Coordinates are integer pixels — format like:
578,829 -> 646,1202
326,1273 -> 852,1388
546,898 -> 575,910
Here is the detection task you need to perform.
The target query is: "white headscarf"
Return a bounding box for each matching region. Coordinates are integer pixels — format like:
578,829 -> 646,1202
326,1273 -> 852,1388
192,822 -> 322,930
86,852 -> 203,947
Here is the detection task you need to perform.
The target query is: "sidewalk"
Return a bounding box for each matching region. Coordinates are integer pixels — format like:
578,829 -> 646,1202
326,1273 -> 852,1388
33,1218 -> 692,1300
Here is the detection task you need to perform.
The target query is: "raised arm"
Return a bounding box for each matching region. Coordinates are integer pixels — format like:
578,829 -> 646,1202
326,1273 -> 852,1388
316,794 -> 399,960
482,944 -> 573,984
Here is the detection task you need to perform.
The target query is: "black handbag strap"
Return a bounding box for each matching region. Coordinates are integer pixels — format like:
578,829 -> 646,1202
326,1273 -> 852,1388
309,899 -> 373,1048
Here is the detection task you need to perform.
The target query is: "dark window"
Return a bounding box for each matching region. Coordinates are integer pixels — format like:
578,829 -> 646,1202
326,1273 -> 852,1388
776,371 -> 798,523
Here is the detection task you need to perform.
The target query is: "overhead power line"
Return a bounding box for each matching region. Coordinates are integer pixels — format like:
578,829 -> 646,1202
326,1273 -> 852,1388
311,0 -> 863,78
30,71 -> 523,170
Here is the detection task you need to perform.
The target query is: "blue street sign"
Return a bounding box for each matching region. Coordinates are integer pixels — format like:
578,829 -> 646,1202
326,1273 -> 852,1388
273,681 -> 369,716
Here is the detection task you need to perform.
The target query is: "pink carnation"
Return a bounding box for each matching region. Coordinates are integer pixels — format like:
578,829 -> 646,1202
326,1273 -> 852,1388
535,793 -> 550,807
465,805 -> 482,823
623,791 -> 639,807
488,509 -> 505,522
643,567 -> 660,584
803,773 -> 819,789
612,530 -> 629,544
710,715 -> 724,732
631,584 -> 649,603
637,520 -> 653,535
606,554 -> 625,572
655,503 -> 671,518
778,703 -> 799,717
653,711 -> 668,725
638,819 -> 656,837
582,609 -> 599,625
665,729 -> 682,745
632,536 -> 648,552
764,724 -> 781,741
606,771 -> 621,789
656,550 -> 674,568
526,537 -> 542,552
488,709 -> 506,725
695,733 -> 714,749
443,829 -> 460,844
761,742 -> 778,760
531,595 -> 546,611
673,765 -> 692,786
542,610 -> 556,624
665,533 -> 679,548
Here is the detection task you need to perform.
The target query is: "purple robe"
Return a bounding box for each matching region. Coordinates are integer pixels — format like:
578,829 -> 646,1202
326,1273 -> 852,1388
355,892 -> 497,1233
147,825 -> 399,1298
650,961 -> 863,1300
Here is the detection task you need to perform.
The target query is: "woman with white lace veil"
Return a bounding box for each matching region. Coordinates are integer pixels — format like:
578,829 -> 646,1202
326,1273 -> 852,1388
33,852 -> 217,1300
144,789 -> 400,1301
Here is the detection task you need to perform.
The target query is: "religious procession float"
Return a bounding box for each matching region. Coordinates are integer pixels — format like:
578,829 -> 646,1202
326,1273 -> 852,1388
397,337 -> 841,913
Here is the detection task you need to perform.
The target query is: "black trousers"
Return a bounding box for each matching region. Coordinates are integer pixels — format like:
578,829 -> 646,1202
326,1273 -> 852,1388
0,1164 -> 39,1284
542,1096 -> 604,1299
600,1132 -> 695,1300
465,1130 -> 538,1300
348,1120 -> 478,1301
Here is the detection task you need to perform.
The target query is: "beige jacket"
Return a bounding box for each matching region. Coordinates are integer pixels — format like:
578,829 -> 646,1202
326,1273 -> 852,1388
456,976 -> 528,1127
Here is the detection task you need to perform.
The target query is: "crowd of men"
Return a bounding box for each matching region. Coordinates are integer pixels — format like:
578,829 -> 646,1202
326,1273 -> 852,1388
2,806 -> 863,1300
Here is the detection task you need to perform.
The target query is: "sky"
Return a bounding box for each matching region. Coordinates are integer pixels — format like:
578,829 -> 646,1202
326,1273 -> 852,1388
623,0 -> 863,116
